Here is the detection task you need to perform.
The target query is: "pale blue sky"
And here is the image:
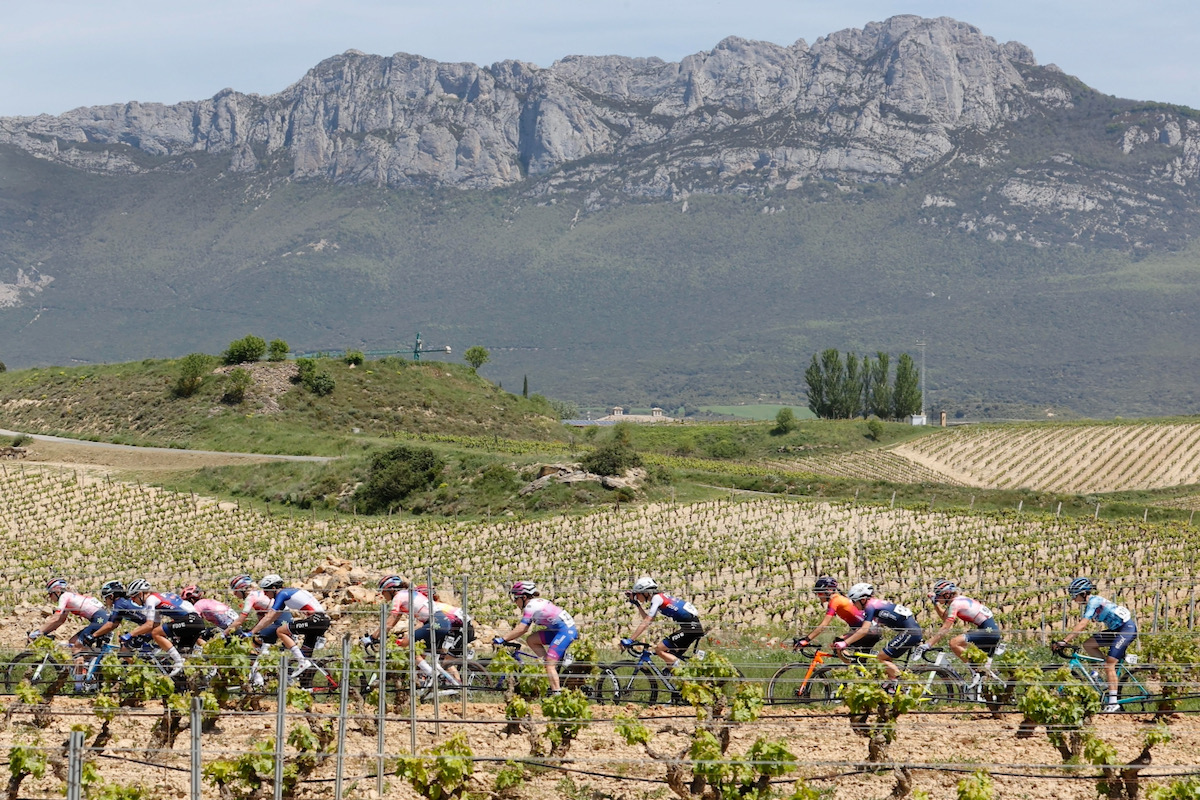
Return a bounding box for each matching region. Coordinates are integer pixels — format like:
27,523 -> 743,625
3,1 -> 1198,117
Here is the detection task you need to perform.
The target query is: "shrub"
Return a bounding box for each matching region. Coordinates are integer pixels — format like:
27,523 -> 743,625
581,440 -> 642,476
267,339 -> 289,362
344,350 -> 365,366
354,445 -> 445,513
293,358 -> 335,395
222,368 -> 253,404
463,345 -> 490,371
0,360 -> 6,372
867,418 -> 885,441
222,335 -> 266,365
773,407 -> 798,434
174,353 -> 214,397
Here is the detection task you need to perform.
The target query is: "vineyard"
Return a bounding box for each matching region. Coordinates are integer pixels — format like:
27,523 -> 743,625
886,421 -> 1200,493
4,463 -> 1200,644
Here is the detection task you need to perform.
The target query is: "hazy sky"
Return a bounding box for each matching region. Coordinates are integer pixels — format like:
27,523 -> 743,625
3,1 -> 1198,117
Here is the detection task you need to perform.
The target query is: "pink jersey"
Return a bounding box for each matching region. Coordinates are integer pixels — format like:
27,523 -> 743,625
519,598 -> 575,629
241,590 -> 273,617
56,591 -> 104,620
946,596 -> 993,626
391,590 -> 432,622
194,598 -> 237,629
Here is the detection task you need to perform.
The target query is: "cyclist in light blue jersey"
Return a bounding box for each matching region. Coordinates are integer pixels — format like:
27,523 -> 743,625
1056,577 -> 1137,713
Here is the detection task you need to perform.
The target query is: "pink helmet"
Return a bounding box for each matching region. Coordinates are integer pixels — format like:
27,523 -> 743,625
510,580 -> 538,597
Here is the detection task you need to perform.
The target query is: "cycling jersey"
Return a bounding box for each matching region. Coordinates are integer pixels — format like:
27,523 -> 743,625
946,596 -> 994,627
520,598 -> 576,630
193,598 -> 238,629
269,588 -> 324,615
825,594 -> 866,626
644,593 -> 700,623
111,596 -> 148,625
55,591 -> 104,620
434,600 -> 467,625
1084,596 -> 1134,631
861,598 -> 921,631
241,590 -> 273,617
391,590 -> 432,622
141,592 -> 197,623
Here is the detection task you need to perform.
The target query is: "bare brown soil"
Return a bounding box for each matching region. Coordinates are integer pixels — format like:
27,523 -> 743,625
3,698 -> 1197,800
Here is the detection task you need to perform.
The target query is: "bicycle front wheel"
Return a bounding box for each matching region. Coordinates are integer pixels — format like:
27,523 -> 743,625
603,661 -> 660,705
767,663 -> 816,705
6,651 -> 70,694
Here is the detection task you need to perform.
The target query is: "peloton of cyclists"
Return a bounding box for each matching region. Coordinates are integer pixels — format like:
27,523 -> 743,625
623,576 -> 704,671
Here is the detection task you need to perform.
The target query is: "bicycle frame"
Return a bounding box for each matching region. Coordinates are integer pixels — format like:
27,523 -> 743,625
1053,645 -> 1152,706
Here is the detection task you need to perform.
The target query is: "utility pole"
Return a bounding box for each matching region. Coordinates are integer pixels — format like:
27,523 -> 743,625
916,334 -> 927,418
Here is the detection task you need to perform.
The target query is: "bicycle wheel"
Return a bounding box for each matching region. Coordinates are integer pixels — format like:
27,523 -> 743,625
1118,666 -> 1162,713
810,664 -> 856,703
767,663 -> 816,705
603,661 -> 660,705
907,666 -> 964,704
6,651 -> 70,694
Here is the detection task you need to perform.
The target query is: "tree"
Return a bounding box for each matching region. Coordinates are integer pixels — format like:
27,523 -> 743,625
0,361 -> 6,373
222,367 -> 253,404
463,346 -> 490,371
893,352 -> 922,418
866,352 -> 893,419
522,375 -> 528,398
773,407 -> 797,435
344,350 -> 365,366
174,353 -> 214,397
267,339 -> 289,362
836,352 -> 865,419
222,335 -> 266,365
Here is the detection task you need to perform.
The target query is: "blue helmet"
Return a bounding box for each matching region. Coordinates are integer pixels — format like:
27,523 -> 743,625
1068,577 -> 1096,597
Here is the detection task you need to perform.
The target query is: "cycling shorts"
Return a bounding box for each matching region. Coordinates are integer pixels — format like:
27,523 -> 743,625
1094,621 -> 1138,661
161,612 -> 205,650
288,612 -> 331,652
835,632 -> 882,653
77,609 -> 113,643
964,618 -> 1002,655
882,628 -> 923,659
664,621 -> 705,657
530,625 -> 578,662
443,623 -> 476,657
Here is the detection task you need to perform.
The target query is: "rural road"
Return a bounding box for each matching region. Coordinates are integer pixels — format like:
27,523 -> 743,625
0,428 -> 334,462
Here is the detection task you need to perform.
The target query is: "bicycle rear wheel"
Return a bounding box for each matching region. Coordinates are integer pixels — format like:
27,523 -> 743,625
908,666 -> 965,704
1118,666 -> 1162,713
603,661 -> 660,705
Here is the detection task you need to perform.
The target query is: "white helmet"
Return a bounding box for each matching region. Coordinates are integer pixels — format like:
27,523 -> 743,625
631,576 -> 657,594
846,583 -> 875,602
260,574 -> 284,590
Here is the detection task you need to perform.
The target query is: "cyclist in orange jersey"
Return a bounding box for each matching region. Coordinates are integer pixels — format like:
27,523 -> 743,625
794,576 -> 881,653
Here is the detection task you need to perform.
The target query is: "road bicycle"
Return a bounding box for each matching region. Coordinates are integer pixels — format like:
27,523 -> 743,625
594,639 -> 746,705
766,640 -> 962,705
6,636 -> 78,694
1048,643 -> 1159,712
361,638 -> 483,702
464,641 -> 607,701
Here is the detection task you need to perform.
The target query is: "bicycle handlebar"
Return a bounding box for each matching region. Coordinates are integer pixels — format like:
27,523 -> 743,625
1051,643 -> 1079,658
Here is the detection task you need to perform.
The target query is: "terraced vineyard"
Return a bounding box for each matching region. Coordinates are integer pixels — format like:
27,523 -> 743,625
762,449 -> 967,486
4,463 -> 1200,647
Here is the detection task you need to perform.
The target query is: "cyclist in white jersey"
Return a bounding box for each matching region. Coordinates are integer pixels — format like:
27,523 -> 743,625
492,580 -> 579,694
362,576 -> 461,685
250,574 -> 330,680
914,579 -> 1003,684
30,579 -> 111,686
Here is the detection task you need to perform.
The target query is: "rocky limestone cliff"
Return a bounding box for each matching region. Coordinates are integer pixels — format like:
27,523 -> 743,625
0,16 -> 1069,193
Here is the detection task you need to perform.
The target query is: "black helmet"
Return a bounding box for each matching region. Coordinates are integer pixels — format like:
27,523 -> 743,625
813,576 -> 838,592
101,580 -> 126,599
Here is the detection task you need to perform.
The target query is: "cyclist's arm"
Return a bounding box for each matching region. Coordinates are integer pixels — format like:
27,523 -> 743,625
841,620 -> 872,647
229,611 -> 251,631
250,608 -> 280,635
925,616 -> 956,647
39,612 -> 68,635
801,616 -> 833,642
1061,617 -> 1092,644
930,599 -> 949,623
128,617 -> 155,638
371,611 -> 403,641
497,621 -> 530,643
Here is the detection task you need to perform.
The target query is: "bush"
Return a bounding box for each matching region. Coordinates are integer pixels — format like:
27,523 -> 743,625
222,368 -> 253,404
0,360 -> 6,373
773,407 -> 798,435
344,350 -> 365,366
174,353 -> 214,397
581,441 -> 642,476
354,445 -> 445,513
294,358 -> 335,396
222,335 -> 266,365
267,339 -> 289,362
867,418 -> 885,441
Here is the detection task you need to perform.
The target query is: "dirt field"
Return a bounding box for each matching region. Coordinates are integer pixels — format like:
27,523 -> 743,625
4,697 -> 1198,800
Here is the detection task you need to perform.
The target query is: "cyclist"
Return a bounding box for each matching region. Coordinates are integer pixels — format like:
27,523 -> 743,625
421,584 -> 477,677
124,579 -> 205,676
1056,577 -> 1136,713
836,583 -> 923,683
181,585 -> 238,639
794,576 -> 880,654
250,574 -> 330,680
623,576 -> 703,671
29,578 -> 111,657
914,579 -> 1002,685
363,576 -> 459,685
228,574 -> 290,686
492,580 -> 578,694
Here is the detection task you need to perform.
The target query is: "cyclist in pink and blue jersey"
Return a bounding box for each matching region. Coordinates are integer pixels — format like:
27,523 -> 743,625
1057,577 -> 1137,713
836,583 -> 923,682
623,576 -> 704,670
493,580 -> 578,694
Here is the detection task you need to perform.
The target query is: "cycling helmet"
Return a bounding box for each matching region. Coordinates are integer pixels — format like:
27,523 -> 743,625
813,576 -> 838,593
631,576 -> 657,594
126,578 -> 152,595
931,579 -> 958,599
510,580 -> 538,597
46,578 -> 69,595
378,575 -> 407,592
229,575 -> 254,593
1068,577 -> 1096,597
846,582 -> 875,602
100,580 -> 126,599
181,585 -> 202,603
260,574 -> 284,591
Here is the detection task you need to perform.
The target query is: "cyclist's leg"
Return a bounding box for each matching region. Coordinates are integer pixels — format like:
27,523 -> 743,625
542,627 -> 578,692
659,624 -> 703,669
1103,624 -> 1137,707
880,630 -> 922,681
